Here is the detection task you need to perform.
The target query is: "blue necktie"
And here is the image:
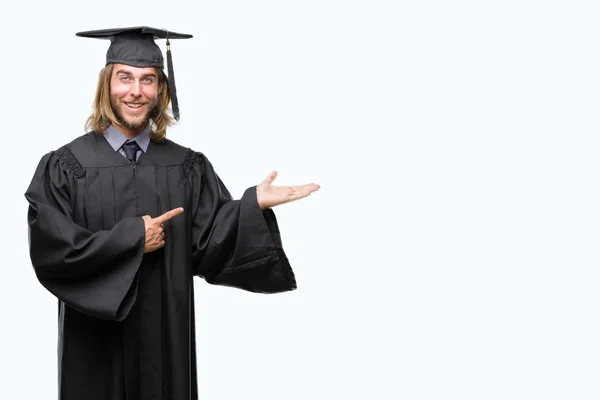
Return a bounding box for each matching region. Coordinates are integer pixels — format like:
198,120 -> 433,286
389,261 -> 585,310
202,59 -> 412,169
122,140 -> 141,162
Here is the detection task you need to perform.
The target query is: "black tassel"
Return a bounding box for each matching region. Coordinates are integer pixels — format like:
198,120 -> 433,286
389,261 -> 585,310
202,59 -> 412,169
166,38 -> 180,121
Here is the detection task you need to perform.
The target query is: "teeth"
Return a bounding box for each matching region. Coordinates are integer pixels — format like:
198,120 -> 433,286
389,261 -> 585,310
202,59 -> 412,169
126,103 -> 143,108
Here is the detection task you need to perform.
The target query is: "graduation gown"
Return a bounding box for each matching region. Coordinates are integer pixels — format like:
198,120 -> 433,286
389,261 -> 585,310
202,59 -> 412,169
24,132 -> 296,400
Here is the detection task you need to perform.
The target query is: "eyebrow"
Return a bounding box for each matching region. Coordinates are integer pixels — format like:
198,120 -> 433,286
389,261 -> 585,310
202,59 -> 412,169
115,70 -> 158,78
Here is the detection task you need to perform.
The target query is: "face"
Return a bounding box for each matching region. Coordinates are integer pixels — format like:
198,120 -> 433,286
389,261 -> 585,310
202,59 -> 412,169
110,64 -> 163,136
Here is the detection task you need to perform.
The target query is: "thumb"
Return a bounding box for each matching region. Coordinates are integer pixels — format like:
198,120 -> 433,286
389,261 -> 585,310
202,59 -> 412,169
262,170 -> 278,185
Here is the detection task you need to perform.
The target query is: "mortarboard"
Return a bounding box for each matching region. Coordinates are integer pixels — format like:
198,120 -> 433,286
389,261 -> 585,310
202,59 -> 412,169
76,26 -> 193,120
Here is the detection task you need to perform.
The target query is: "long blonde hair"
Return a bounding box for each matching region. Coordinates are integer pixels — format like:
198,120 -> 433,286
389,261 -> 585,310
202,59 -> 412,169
84,64 -> 174,141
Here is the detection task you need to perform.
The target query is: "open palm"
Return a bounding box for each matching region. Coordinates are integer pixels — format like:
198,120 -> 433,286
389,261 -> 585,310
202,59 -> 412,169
256,171 -> 320,210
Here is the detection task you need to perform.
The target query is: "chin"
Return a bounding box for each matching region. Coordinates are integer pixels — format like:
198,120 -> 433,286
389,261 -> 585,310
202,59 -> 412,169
123,112 -> 150,126
125,116 -> 145,125
126,120 -> 148,130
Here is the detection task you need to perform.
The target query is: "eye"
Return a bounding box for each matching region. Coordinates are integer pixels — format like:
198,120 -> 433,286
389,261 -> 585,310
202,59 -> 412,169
120,75 -> 130,81
143,77 -> 155,83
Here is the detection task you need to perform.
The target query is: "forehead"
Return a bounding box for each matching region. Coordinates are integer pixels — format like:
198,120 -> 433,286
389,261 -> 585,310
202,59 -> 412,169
112,63 -> 159,76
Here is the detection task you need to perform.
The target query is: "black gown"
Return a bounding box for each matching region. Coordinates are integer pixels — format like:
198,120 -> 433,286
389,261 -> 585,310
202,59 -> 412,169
24,132 -> 296,400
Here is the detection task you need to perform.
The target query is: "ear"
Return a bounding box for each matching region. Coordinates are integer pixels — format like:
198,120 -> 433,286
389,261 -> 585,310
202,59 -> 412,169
158,81 -> 164,95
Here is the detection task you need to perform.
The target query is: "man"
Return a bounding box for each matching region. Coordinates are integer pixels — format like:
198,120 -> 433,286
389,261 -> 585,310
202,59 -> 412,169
24,26 -> 319,400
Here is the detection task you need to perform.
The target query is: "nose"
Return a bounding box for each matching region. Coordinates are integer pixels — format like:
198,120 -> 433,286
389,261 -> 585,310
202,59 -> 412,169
130,80 -> 141,97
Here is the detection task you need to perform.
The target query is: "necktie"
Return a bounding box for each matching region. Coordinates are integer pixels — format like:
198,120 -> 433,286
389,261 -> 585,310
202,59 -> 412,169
122,140 -> 141,162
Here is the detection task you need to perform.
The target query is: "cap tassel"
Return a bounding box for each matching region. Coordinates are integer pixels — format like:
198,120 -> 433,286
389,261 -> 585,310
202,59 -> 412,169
166,38 -> 180,121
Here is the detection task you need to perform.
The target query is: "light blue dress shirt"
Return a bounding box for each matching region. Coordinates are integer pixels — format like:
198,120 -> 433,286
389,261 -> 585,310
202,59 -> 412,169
103,124 -> 151,161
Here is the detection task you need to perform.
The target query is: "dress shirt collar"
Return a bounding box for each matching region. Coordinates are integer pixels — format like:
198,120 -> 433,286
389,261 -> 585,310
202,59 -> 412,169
104,123 -> 151,153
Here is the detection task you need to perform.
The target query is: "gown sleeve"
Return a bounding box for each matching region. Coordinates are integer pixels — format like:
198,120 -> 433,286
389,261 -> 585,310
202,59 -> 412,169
24,148 -> 146,321
186,151 -> 297,293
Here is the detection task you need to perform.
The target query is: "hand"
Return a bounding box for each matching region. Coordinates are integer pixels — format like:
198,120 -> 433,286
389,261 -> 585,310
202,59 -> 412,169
142,207 -> 184,253
256,171 -> 320,210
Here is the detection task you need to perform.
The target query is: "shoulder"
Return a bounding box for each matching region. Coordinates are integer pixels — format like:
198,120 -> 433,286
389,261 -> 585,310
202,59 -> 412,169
49,132 -> 100,170
47,132 -> 98,175
62,131 -> 100,153
153,137 -> 190,157
34,133 -> 92,177
151,138 -> 211,168
33,131 -> 108,179
157,139 -> 215,176
30,137 -> 87,181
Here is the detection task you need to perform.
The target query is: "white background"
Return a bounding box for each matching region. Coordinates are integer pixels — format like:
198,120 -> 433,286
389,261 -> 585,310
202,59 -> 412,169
1,0 -> 599,399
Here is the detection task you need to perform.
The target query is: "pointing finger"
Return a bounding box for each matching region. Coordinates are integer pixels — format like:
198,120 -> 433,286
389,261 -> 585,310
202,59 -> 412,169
154,207 -> 184,224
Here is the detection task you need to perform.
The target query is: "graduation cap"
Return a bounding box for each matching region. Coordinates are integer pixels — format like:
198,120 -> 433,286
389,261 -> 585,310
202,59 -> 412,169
76,26 -> 193,120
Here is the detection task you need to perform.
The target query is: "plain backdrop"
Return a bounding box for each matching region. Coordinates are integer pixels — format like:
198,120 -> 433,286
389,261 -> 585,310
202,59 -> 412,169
1,0 -> 600,399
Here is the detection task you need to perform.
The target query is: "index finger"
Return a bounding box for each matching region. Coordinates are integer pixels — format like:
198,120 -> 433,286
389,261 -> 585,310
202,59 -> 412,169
154,207 -> 185,223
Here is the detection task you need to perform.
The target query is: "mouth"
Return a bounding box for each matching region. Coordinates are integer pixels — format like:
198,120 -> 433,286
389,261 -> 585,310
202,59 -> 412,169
124,102 -> 146,111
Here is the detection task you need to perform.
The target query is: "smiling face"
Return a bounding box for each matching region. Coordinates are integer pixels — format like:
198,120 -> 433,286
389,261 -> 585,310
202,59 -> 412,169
109,64 -> 163,137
